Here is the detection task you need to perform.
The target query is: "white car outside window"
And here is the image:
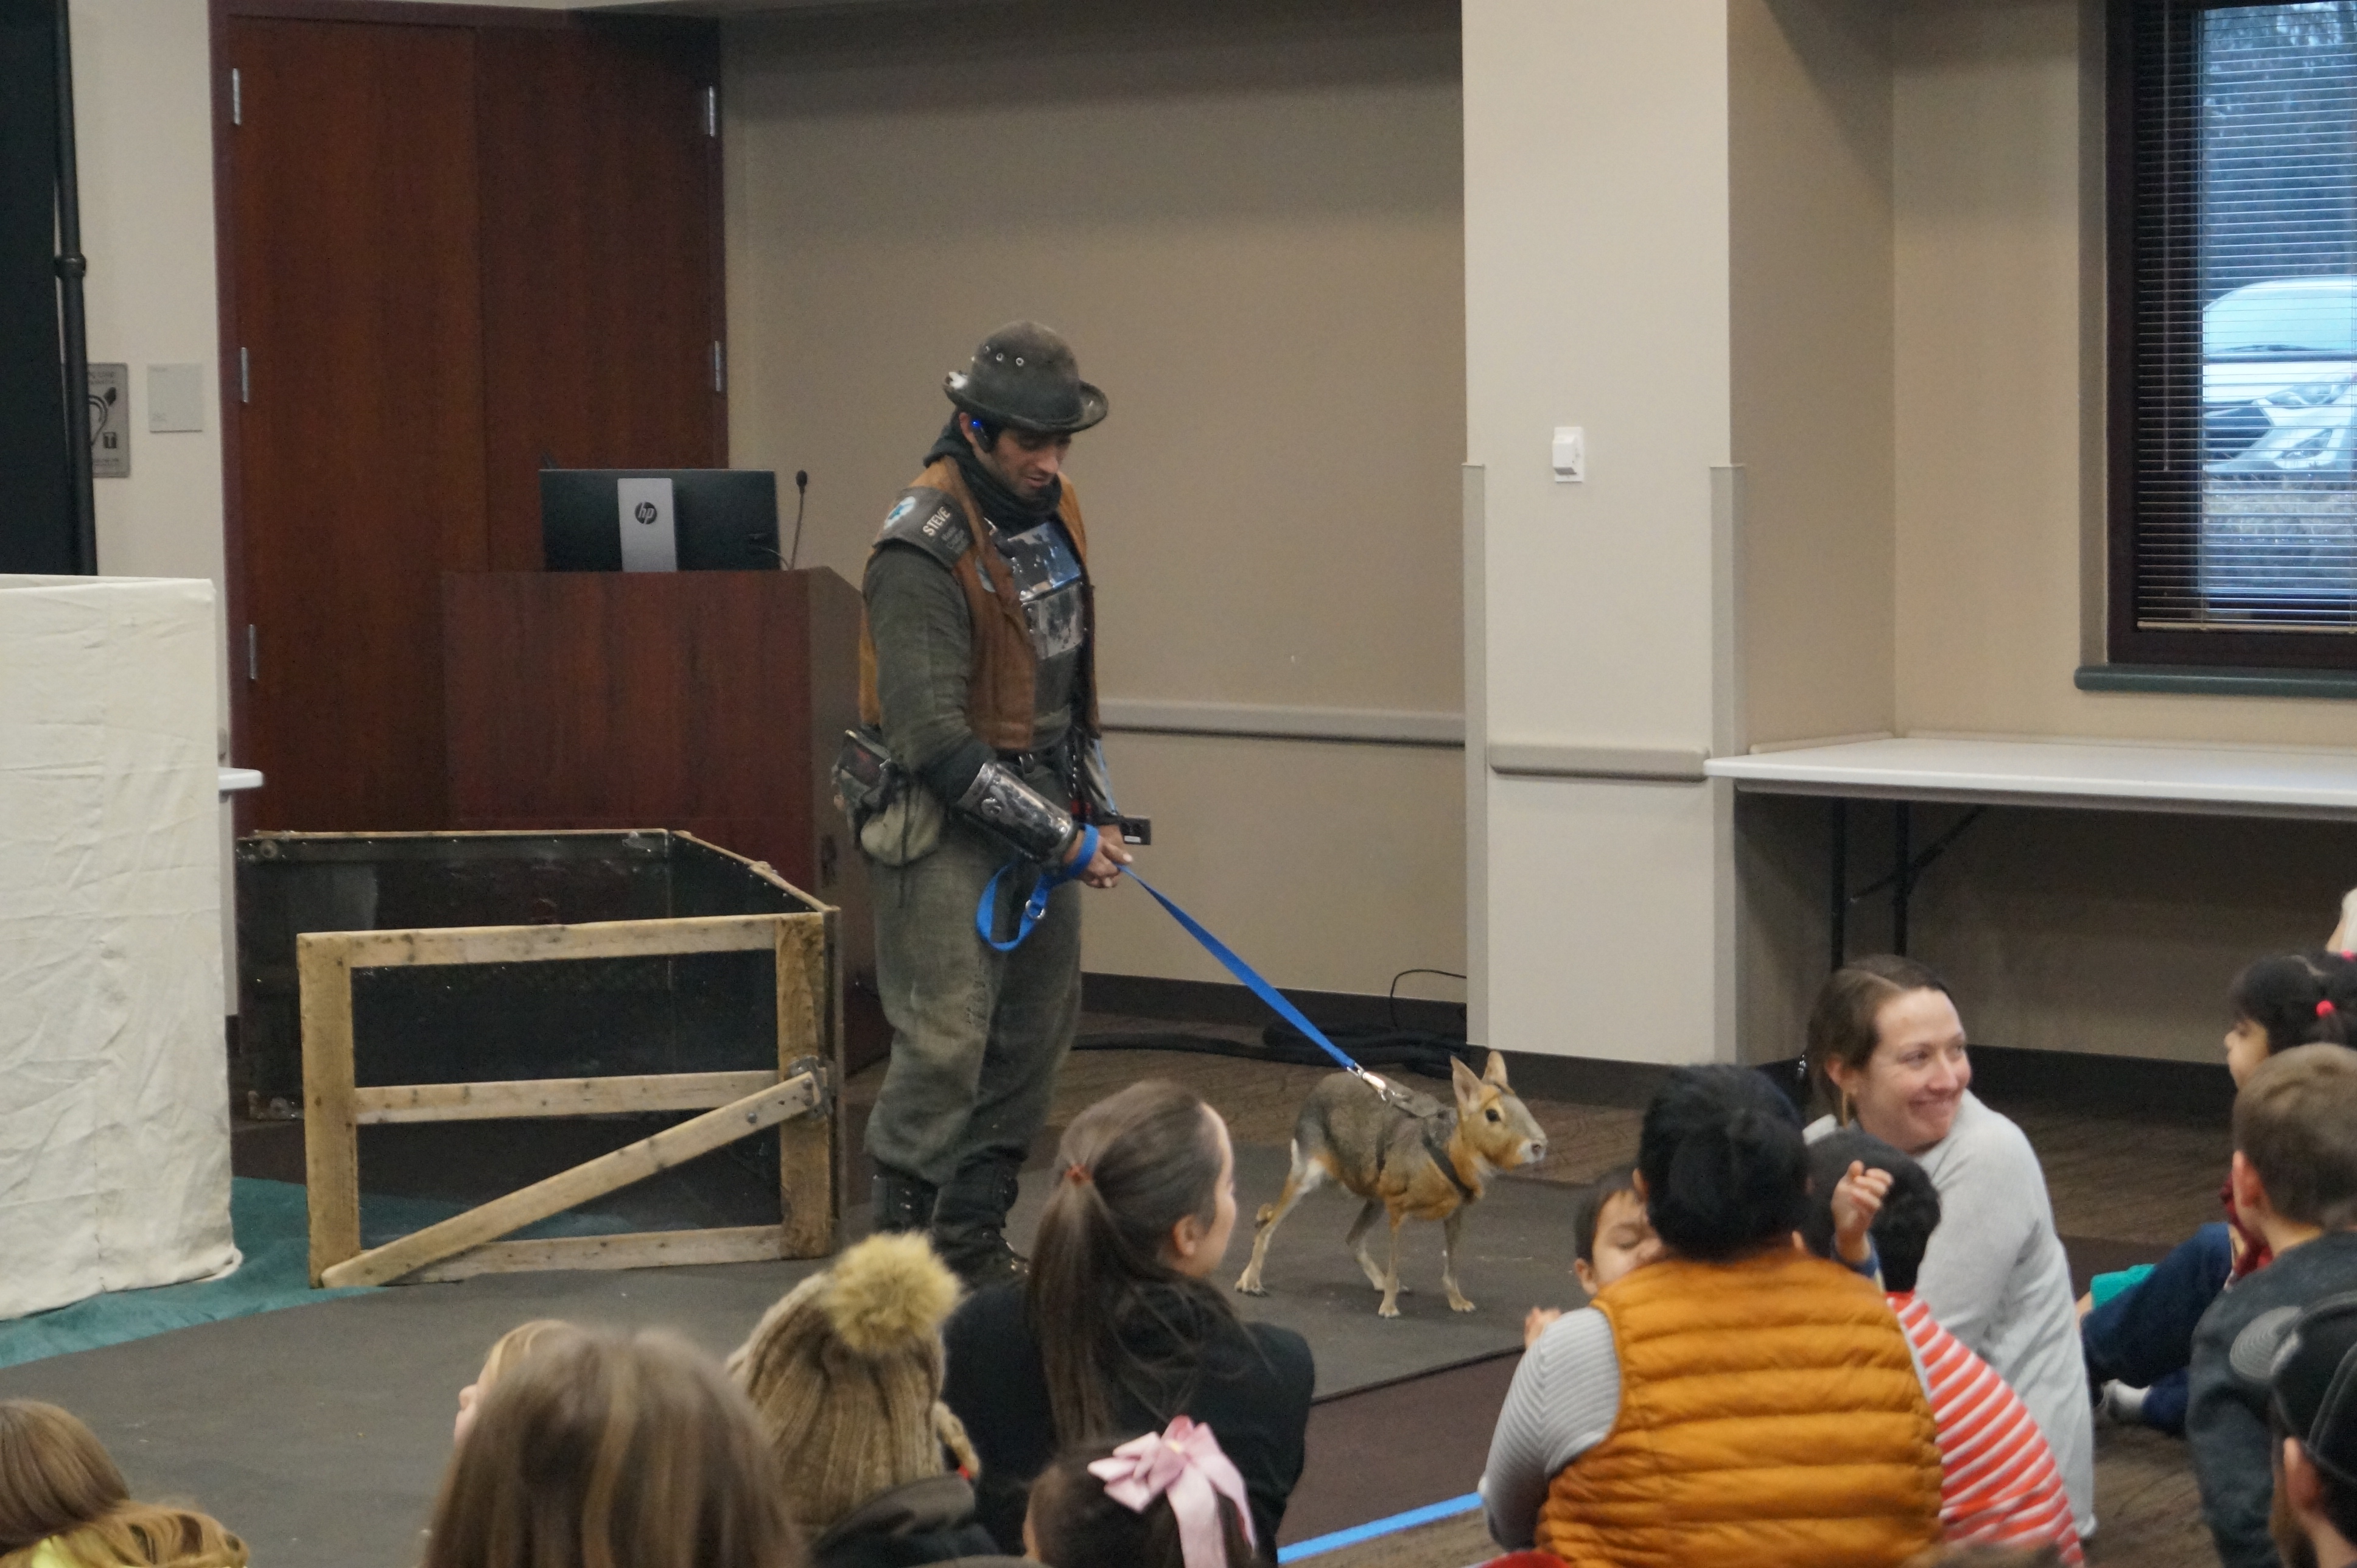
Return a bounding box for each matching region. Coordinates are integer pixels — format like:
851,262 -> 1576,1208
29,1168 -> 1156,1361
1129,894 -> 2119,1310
2205,276 -> 2357,472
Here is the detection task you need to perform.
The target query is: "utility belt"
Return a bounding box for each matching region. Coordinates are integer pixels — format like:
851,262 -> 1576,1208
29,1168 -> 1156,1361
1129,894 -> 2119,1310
834,726 -> 1147,872
832,726 -> 1085,870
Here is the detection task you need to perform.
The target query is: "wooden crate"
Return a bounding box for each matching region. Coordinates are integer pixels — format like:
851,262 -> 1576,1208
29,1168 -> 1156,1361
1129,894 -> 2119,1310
251,830 -> 841,1287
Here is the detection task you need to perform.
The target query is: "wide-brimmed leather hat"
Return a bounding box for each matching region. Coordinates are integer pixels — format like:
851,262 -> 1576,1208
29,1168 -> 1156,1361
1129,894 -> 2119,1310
944,321 -> 1107,435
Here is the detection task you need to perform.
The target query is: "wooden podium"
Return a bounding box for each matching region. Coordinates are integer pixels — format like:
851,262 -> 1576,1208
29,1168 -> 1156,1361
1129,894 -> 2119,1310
443,569 -> 878,1063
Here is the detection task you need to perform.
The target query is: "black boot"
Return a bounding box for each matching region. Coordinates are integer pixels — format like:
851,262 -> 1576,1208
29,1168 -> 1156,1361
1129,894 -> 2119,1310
930,1153 -> 1026,1289
872,1166 -> 938,1236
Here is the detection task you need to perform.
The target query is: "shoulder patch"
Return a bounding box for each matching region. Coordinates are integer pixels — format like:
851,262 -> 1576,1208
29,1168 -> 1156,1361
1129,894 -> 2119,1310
874,486 -> 971,567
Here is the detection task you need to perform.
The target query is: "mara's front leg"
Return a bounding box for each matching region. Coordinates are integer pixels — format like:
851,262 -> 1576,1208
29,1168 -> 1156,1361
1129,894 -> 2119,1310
1345,1198 -> 1399,1294
1378,1208 -> 1407,1318
1441,1207 -> 1475,1312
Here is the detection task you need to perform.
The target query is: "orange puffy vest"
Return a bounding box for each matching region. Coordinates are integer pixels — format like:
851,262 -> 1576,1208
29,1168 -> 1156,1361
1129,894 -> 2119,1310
1537,1249 -> 1942,1568
857,457 -> 1098,754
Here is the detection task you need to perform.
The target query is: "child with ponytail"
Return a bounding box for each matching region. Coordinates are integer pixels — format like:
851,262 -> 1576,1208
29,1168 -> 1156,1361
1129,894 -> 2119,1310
1480,1064 -> 1942,1568
2084,946 -> 2357,1433
940,1080 -> 1312,1555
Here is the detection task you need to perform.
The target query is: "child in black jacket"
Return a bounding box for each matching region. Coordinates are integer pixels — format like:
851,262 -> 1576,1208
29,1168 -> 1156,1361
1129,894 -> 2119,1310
2188,1044 -> 2357,1568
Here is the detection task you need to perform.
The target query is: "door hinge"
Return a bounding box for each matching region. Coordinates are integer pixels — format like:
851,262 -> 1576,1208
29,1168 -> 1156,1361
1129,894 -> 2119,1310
704,85 -> 717,137
231,68 -> 242,126
239,347 -> 250,404
712,341 -> 724,394
245,624 -> 257,684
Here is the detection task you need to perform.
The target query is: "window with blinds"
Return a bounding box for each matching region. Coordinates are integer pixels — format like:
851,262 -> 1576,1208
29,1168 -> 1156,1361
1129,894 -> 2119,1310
2115,0 -> 2357,668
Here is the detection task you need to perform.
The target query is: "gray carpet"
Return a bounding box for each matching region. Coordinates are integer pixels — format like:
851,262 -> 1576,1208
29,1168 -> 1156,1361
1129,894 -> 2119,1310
0,1143 -> 1571,1567
0,1258 -> 828,1568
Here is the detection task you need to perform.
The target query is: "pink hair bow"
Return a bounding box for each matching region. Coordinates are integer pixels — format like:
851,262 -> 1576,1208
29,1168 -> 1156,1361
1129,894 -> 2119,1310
1087,1415 -> 1255,1568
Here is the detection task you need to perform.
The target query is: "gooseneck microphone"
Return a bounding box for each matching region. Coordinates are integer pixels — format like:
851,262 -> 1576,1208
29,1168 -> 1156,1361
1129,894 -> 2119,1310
786,469 -> 810,570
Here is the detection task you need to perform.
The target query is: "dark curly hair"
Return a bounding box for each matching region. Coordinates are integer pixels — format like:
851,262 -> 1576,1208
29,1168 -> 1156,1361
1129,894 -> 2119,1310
1638,1066 -> 1807,1262
2230,951 -> 2357,1055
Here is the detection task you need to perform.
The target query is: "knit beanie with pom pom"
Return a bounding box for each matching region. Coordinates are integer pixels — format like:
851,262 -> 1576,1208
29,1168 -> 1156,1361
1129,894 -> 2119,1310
726,1231 -> 976,1534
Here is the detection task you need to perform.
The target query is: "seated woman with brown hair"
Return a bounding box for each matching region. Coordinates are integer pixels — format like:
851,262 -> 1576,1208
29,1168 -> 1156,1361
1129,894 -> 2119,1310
0,1401 -> 245,1568
422,1329 -> 803,1568
1480,1063 -> 1942,1568
1805,956 -> 2092,1536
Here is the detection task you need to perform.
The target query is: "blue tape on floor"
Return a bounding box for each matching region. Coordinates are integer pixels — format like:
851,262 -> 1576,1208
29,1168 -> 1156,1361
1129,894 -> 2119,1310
1277,1492 -> 1482,1562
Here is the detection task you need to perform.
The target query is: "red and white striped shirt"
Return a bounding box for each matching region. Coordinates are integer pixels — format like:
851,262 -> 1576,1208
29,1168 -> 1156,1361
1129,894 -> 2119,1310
1891,1290 -> 2084,1563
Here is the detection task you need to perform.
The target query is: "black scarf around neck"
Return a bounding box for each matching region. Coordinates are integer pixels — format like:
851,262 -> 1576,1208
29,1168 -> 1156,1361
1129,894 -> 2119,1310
924,418 -> 1063,528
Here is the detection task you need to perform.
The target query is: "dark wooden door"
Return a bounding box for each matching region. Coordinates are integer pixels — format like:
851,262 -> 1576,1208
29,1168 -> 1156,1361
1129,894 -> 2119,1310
477,23 -> 725,570
227,17 -> 488,831
222,7 -> 725,831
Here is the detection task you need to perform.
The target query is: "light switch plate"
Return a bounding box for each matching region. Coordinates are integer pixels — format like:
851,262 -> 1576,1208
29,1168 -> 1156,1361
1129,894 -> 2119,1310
88,363 -> 129,478
1552,425 -> 1585,484
148,363 -> 206,433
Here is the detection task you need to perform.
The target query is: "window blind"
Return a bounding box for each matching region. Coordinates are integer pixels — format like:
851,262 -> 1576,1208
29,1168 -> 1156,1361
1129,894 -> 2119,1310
2123,0 -> 2357,644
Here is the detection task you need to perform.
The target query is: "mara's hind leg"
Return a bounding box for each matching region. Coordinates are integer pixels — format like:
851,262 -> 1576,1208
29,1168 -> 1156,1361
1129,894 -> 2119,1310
1441,1208 -> 1475,1312
1377,1208 -> 1408,1318
1236,1143 -> 1326,1295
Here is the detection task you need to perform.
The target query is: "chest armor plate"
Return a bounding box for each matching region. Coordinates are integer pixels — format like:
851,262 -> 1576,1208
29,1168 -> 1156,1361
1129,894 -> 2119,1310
988,516 -> 1086,661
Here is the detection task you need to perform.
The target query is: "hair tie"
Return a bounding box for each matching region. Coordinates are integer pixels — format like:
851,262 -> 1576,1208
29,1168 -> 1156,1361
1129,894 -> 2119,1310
1087,1416 -> 1254,1568
1063,1164 -> 1093,1186
2322,999 -> 2339,1020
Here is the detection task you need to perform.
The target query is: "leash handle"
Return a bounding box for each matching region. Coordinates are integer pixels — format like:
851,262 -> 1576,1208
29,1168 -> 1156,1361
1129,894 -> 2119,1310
975,824 -> 1100,952
1124,872 -> 1412,1110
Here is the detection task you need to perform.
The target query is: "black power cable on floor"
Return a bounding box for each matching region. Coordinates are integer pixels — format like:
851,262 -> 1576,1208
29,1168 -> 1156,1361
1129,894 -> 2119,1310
1075,967 -> 1479,1083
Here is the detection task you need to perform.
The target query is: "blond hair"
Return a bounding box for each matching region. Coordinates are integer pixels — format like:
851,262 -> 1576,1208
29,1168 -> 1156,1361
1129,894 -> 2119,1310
475,1318 -> 581,1394
729,1233 -> 973,1535
424,1331 -> 801,1568
0,1402 -> 245,1567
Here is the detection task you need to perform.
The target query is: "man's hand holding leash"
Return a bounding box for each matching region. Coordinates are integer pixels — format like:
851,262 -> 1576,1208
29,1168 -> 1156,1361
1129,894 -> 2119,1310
1067,828 -> 1132,888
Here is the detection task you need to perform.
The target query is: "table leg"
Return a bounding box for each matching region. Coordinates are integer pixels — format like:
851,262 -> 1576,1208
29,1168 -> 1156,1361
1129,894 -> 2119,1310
1893,801 -> 1913,955
1829,799 -> 1847,972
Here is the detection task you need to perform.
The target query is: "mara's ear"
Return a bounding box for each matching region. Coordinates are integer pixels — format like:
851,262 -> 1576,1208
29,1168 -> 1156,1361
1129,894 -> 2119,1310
1451,1055 -> 1482,1102
1483,1049 -> 1510,1088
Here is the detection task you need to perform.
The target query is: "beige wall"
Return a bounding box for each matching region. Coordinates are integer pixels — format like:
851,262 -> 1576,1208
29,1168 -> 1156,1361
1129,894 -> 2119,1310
1886,0 -> 2357,1065
1726,0 -> 1896,1063
63,0 -> 238,998
1466,1 -> 1737,1064
722,1 -> 1469,996
1731,0 -> 1896,750
1894,0 -> 2357,749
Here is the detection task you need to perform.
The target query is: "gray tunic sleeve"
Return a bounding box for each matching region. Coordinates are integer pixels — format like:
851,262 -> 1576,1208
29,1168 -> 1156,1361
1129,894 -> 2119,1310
864,544 -> 992,802
1479,1307 -> 1622,1550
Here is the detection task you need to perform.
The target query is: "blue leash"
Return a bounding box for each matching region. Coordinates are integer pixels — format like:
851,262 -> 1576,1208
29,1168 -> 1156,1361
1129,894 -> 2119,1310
978,847 -> 1417,1110
975,824 -> 1099,952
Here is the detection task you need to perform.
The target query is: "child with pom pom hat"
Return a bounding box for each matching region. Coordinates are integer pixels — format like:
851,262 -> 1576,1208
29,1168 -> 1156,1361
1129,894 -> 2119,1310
730,1232 -> 1015,1568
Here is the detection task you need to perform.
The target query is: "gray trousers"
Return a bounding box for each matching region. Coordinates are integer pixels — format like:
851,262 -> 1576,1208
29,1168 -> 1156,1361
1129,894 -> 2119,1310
863,818 -> 1082,1188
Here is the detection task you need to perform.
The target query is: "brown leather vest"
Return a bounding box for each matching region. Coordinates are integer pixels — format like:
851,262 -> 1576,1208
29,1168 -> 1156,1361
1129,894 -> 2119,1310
858,457 -> 1099,754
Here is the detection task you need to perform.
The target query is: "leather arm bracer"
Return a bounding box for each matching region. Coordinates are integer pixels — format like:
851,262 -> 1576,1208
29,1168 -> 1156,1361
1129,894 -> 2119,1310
954,759 -> 1078,864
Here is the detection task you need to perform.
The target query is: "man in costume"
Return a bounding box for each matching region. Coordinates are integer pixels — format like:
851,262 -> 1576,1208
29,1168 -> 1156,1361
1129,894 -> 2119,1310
850,321 -> 1129,1284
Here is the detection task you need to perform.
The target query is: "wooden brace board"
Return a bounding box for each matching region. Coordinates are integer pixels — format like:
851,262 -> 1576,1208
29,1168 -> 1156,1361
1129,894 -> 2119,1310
299,906 -> 837,1287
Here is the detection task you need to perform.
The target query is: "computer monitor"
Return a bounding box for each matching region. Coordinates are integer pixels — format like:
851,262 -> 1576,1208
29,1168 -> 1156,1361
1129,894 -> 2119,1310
540,469 -> 781,572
